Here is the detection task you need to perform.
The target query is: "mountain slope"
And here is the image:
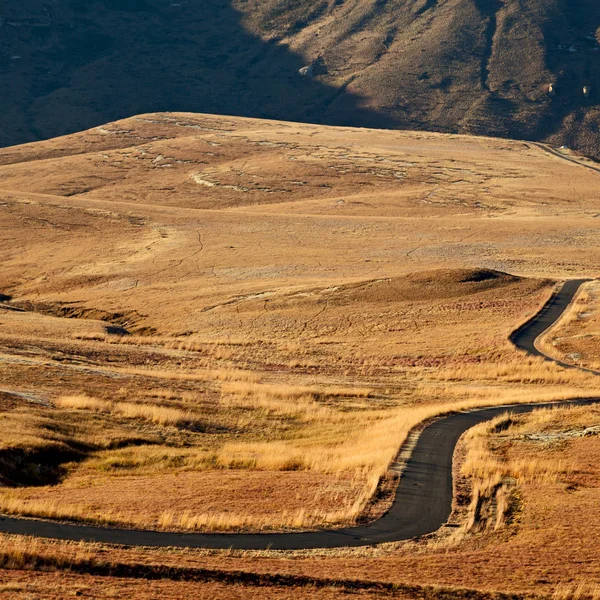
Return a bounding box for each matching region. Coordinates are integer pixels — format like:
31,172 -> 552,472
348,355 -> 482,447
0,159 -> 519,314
1,0 -> 599,155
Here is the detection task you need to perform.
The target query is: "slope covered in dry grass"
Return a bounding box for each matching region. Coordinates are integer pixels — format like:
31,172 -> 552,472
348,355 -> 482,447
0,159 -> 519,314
1,113 -> 600,596
1,112 -> 600,528
539,279 -> 600,370
0,405 -> 598,599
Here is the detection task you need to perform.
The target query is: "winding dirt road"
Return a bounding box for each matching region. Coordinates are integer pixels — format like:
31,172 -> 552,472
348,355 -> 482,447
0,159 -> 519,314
0,279 -> 596,549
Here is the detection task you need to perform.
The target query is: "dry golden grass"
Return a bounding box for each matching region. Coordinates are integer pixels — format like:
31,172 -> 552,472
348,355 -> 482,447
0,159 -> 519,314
3,405 -> 600,598
0,497 -> 117,527
155,503 -> 371,533
538,280 -> 600,372
0,535 -> 529,600
462,416 -> 569,489
116,366 -> 260,383
0,535 -> 93,571
56,395 -> 109,412
56,395 -> 198,427
4,390 -> 596,533
0,494 -> 364,533
434,355 -> 596,385
2,407 -> 599,599
1,114 -> 600,596
462,413 -> 570,532
458,404 -> 600,536
2,409 -> 600,594
553,582 -> 600,600
2,268 -> 598,533
219,381 -> 372,421
221,381 -> 372,400
2,279 -> 598,529
114,402 -> 196,427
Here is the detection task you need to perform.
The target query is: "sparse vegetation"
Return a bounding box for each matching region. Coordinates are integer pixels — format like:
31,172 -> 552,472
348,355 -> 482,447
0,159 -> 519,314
538,280 -> 600,371
56,395 -> 200,427
0,534 -> 562,600
435,355 -> 596,385
1,113 -> 600,596
459,404 -> 600,534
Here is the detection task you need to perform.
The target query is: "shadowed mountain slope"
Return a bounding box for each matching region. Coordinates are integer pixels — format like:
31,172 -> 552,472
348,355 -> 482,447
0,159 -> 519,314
2,0 -> 600,154
244,0 -> 600,155
0,0 -> 385,148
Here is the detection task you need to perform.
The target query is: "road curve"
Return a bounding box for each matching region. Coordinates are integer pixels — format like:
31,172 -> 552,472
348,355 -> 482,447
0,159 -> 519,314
509,278 -> 596,371
0,279 -> 597,549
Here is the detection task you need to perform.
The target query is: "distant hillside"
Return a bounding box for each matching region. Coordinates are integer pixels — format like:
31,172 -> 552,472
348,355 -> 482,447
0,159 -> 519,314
1,0 -> 600,155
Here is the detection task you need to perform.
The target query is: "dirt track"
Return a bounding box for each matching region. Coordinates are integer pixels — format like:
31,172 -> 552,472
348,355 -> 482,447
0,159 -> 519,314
531,143 -> 600,174
0,279 -> 596,550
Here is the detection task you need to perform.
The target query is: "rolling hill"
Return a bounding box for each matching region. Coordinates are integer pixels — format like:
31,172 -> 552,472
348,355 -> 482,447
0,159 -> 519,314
1,114 -> 600,596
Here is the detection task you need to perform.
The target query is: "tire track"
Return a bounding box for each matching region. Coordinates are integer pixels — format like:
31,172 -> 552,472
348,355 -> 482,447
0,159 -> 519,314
530,142 -> 600,174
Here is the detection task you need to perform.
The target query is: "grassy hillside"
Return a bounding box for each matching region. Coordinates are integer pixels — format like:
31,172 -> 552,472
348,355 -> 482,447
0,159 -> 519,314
2,0 -> 600,154
1,114 -> 600,596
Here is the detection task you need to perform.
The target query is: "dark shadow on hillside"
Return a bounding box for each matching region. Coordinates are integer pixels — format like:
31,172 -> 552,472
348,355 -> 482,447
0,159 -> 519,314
534,0 -> 600,147
0,0 -> 397,148
473,0 -> 502,91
